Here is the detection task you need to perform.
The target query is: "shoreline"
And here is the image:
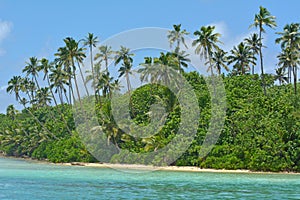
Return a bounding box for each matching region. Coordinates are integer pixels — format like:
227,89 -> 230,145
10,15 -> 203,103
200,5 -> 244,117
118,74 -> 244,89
60,162 -> 300,174
1,154 -> 299,174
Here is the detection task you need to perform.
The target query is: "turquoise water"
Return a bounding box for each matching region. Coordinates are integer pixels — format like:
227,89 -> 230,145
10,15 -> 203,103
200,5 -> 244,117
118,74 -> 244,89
0,158 -> 299,199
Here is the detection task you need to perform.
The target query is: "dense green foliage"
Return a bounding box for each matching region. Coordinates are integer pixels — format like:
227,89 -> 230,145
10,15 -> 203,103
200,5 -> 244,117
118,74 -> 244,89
1,73 -> 300,171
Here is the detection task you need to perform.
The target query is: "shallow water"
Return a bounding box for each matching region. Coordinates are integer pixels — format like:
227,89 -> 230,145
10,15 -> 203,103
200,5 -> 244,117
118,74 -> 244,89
0,157 -> 299,199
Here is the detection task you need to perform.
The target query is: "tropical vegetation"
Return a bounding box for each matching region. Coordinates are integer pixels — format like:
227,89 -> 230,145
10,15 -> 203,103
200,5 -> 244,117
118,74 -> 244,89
1,6 -> 300,172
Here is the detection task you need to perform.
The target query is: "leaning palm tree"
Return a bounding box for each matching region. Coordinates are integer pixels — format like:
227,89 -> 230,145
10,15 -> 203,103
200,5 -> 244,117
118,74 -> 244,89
250,6 -> 277,95
192,26 -> 222,76
244,33 -> 261,74
227,42 -> 256,75
82,33 -> 99,89
22,57 -> 41,90
209,48 -> 229,75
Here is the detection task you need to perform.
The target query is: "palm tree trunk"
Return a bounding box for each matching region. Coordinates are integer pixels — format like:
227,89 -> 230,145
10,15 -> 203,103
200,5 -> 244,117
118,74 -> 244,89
259,27 -> 267,95
47,75 -> 58,106
293,65 -> 297,95
58,87 -> 64,105
77,61 -> 90,97
126,73 -> 132,107
289,66 -> 292,84
34,76 -> 40,91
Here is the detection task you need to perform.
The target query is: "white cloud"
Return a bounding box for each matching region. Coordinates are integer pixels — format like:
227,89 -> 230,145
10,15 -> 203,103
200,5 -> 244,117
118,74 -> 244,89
0,19 -> 13,56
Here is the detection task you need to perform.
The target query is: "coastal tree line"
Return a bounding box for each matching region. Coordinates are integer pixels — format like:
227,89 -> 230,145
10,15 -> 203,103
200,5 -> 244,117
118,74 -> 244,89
1,6 -> 300,171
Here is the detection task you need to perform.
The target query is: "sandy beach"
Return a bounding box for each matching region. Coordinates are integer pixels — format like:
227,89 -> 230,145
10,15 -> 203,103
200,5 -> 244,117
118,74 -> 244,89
1,154 -> 298,174
60,161 -> 299,174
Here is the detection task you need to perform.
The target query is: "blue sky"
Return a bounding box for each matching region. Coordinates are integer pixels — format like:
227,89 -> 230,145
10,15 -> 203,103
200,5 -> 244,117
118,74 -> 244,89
0,0 -> 299,113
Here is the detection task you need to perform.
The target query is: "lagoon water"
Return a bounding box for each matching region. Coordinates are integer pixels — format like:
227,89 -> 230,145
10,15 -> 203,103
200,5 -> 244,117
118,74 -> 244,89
0,158 -> 299,199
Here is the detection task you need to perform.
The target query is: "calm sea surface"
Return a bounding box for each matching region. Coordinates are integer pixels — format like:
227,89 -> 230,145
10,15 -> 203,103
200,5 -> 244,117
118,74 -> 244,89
0,157 -> 299,199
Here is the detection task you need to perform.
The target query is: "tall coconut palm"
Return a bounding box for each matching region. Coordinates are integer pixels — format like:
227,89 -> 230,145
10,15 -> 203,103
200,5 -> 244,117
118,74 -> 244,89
115,46 -> 134,98
192,26 -> 222,76
82,33 -> 99,90
227,42 -> 256,75
22,57 -> 41,90
244,33 -> 260,74
250,6 -> 277,95
209,48 -> 229,75
168,24 -> 189,72
55,37 -> 87,104
39,58 -> 58,106
276,23 -> 300,94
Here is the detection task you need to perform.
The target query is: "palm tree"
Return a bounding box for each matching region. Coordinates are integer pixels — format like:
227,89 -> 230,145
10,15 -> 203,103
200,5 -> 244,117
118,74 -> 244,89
192,26 -> 222,76
82,33 -> 99,90
6,105 -> 17,120
250,6 -> 277,95
95,45 -> 114,73
276,23 -> 300,50
35,87 -> 52,107
171,50 -> 191,72
20,77 -> 34,103
209,48 -> 228,75
276,23 -> 300,94
49,65 -> 70,105
55,37 -> 87,104
138,57 -> 156,83
99,72 -> 114,98
115,46 -> 134,98
168,24 -> 189,72
275,67 -> 288,85
7,76 -> 22,101
22,57 -> 41,90
140,52 -> 180,87
39,58 -> 58,106
167,24 -> 189,53
277,48 -> 292,84
227,42 -> 256,75
94,45 -> 115,99
244,33 -> 260,74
